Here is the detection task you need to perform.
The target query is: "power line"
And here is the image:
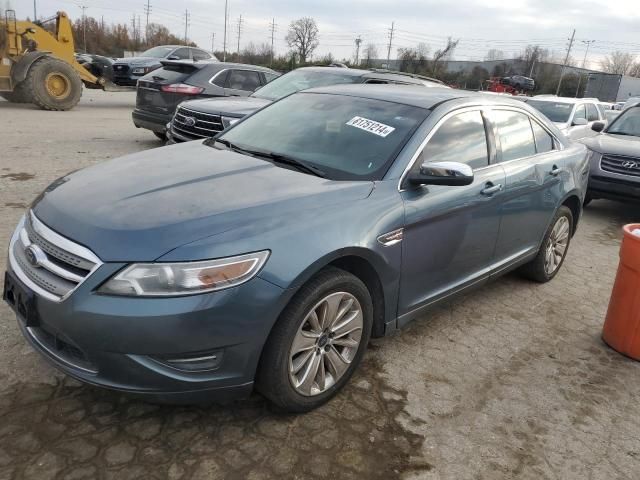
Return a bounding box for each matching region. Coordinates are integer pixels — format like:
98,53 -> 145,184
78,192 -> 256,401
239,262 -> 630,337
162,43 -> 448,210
556,29 -> 576,96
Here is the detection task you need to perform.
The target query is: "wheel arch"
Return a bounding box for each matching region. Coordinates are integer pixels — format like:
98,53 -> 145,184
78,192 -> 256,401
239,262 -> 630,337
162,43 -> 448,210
560,192 -> 582,235
11,51 -> 50,84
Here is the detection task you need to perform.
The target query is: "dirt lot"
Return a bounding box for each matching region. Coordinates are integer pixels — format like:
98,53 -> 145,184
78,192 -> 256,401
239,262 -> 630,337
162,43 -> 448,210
1,90 -> 639,480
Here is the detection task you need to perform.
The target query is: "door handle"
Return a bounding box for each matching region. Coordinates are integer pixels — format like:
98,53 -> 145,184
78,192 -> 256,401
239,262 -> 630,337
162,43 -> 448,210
480,182 -> 503,196
550,165 -> 562,176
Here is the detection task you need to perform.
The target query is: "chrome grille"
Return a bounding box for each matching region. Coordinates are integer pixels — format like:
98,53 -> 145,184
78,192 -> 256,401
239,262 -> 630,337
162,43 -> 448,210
172,106 -> 224,140
8,212 -> 102,302
600,155 -> 640,178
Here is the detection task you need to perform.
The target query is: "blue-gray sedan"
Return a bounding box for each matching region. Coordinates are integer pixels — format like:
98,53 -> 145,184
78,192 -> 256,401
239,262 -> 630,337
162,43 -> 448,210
3,85 -> 589,412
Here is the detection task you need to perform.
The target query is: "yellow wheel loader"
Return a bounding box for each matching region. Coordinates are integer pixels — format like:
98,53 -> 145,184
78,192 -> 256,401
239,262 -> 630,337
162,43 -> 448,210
0,10 -> 127,111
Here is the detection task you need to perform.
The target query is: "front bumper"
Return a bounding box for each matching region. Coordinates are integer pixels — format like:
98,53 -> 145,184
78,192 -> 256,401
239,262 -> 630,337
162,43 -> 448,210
589,176 -> 640,202
132,109 -> 172,133
4,256 -> 288,403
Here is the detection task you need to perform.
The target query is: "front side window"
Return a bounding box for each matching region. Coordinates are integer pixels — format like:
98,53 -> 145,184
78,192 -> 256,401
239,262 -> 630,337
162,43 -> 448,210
586,104 -> 600,122
573,104 -> 586,121
141,46 -> 176,58
212,92 -> 429,181
492,110 -> 536,162
417,111 -> 489,170
227,70 -> 262,92
191,49 -> 211,61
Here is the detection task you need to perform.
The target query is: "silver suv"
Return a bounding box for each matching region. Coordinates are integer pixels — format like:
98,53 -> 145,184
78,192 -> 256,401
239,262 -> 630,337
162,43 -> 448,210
526,96 -> 605,140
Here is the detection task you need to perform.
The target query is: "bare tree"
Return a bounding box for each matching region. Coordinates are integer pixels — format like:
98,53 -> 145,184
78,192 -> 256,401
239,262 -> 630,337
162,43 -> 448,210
431,37 -> 459,76
485,49 -> 505,61
285,17 -> 319,64
629,62 -> 640,78
600,51 -> 636,75
363,43 -> 378,67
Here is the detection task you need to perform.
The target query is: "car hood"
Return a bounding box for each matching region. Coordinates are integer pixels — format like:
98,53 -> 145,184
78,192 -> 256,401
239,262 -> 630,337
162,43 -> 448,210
581,133 -> 640,156
32,141 -> 374,262
114,57 -> 160,66
180,96 -> 272,117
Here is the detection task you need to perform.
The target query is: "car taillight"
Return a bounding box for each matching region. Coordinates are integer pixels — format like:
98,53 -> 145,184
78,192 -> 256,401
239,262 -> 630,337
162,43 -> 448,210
160,84 -> 204,95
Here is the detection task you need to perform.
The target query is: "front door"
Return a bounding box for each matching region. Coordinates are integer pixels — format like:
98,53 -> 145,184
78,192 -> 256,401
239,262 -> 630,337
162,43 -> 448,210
398,110 -> 506,319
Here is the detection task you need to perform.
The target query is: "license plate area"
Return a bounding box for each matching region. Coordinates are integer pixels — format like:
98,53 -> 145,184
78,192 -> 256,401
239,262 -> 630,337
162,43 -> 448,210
3,271 -> 40,326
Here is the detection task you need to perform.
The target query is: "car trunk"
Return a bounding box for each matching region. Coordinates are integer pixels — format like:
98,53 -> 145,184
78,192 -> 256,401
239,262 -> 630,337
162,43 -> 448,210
136,63 -> 202,115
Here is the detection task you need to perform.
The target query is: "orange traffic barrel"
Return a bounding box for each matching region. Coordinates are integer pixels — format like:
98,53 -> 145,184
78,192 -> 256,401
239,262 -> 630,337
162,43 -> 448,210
602,223 -> 640,360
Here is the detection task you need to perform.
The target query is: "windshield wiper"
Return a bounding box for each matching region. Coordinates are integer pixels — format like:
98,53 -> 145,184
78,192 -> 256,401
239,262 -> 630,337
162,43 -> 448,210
214,140 -> 326,178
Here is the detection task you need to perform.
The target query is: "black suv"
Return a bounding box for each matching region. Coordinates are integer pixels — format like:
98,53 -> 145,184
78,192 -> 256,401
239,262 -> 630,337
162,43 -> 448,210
132,61 -> 279,140
167,67 -> 446,143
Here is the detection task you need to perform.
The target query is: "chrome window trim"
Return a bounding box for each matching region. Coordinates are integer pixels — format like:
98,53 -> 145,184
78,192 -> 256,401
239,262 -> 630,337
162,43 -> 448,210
208,68 -> 229,86
8,213 -> 103,303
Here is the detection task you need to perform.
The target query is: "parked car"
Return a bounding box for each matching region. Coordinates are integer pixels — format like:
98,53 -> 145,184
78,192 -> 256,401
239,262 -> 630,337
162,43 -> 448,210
133,61 -> 278,140
603,109 -> 620,123
525,97 -> 606,140
623,97 -> 640,110
112,45 -> 217,86
580,105 -> 640,204
501,75 -> 535,91
4,85 -> 588,412
167,66 -> 446,143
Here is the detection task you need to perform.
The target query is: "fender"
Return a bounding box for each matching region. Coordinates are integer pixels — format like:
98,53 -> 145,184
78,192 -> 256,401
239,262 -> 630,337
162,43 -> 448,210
11,51 -> 50,84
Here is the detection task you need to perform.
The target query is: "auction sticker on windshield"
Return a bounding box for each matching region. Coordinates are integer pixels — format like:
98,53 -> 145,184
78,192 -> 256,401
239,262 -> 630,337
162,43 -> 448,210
346,116 -> 396,137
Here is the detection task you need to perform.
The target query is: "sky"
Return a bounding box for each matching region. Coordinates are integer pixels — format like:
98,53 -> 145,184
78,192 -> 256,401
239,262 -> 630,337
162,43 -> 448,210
11,0 -> 640,68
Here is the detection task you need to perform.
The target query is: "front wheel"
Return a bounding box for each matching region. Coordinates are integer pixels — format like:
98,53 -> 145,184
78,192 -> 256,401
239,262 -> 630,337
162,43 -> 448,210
257,267 -> 373,412
153,131 -> 167,141
519,206 -> 573,283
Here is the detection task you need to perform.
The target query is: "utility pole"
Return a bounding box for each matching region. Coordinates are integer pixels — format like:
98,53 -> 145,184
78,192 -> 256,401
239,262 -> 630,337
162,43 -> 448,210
137,15 -> 141,45
556,29 -> 575,96
80,5 -> 88,53
33,0 -> 37,21
269,18 -> 277,67
131,14 -> 137,46
236,14 -> 243,57
575,39 -> 595,98
211,32 -> 215,54
223,0 -> 229,61
386,22 -> 395,68
144,0 -> 151,42
354,36 -> 362,66
183,9 -> 190,44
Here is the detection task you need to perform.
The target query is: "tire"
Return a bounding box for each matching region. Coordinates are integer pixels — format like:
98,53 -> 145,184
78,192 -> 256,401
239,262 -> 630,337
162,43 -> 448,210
256,267 -> 373,413
583,194 -> 593,207
0,82 -> 31,103
519,206 -> 573,283
153,131 -> 167,141
23,56 -> 83,111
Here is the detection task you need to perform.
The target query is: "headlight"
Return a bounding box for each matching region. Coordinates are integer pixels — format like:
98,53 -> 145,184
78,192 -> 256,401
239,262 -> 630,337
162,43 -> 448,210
221,116 -> 241,129
98,251 -> 269,297
131,67 -> 146,75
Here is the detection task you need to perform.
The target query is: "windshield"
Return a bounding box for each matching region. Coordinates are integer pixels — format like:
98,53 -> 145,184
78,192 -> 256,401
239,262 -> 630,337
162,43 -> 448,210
141,46 -> 176,58
607,107 -> 640,137
252,70 -> 361,101
211,92 -> 428,181
526,100 -> 574,123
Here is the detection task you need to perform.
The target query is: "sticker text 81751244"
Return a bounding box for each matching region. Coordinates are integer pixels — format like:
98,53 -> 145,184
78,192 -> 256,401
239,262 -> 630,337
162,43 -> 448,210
346,116 -> 396,138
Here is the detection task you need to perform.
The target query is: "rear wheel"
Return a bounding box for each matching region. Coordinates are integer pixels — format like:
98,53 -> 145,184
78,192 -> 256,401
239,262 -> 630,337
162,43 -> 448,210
257,267 -> 373,412
23,57 -> 83,111
519,206 -> 573,283
0,82 -> 31,103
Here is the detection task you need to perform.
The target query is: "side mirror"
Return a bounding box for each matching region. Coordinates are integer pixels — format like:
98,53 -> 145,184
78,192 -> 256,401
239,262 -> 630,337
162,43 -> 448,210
409,161 -> 474,186
572,117 -> 588,126
591,121 -> 605,133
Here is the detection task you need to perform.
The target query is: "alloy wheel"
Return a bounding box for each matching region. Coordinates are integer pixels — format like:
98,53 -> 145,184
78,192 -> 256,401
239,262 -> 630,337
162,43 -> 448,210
544,216 -> 570,275
288,292 -> 363,396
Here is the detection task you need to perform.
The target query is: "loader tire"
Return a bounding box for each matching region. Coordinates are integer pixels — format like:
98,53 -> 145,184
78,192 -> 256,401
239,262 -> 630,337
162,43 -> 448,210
23,56 -> 82,111
0,82 -> 31,103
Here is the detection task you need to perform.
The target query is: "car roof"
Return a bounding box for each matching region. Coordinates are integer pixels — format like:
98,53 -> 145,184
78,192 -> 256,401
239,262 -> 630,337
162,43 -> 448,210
294,66 -> 443,86
528,96 -> 593,104
301,83 -> 528,110
213,62 -> 277,73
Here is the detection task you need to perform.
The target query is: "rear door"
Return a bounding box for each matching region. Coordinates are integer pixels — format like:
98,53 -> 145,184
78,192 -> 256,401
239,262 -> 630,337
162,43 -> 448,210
224,69 -> 264,96
136,64 -> 200,115
486,108 -> 565,265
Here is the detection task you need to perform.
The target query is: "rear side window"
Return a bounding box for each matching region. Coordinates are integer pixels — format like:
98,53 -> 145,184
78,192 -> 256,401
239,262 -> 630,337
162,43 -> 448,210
211,70 -> 228,87
492,110 -> 536,161
264,72 -> 279,83
191,49 -> 211,60
530,120 -> 554,154
573,104 -> 586,121
226,70 -> 262,92
171,48 -> 191,60
586,104 -> 600,122
419,111 -> 489,170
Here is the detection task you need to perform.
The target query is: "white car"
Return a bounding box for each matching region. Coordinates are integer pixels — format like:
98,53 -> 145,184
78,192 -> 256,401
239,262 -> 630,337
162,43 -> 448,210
525,97 -> 605,140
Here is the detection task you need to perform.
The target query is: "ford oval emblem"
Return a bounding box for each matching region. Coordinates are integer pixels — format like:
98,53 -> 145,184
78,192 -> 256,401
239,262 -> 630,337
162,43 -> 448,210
183,116 -> 196,127
24,244 -> 47,268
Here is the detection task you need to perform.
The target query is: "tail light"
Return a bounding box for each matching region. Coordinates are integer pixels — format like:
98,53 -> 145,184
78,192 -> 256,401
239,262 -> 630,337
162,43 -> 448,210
160,84 -> 204,95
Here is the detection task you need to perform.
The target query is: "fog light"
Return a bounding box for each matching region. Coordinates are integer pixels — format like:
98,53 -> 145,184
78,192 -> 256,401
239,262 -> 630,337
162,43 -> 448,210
153,350 -> 223,372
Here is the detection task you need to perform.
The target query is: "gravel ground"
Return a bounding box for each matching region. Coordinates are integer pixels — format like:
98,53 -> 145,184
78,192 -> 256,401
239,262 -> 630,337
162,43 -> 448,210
1,90 -> 639,480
